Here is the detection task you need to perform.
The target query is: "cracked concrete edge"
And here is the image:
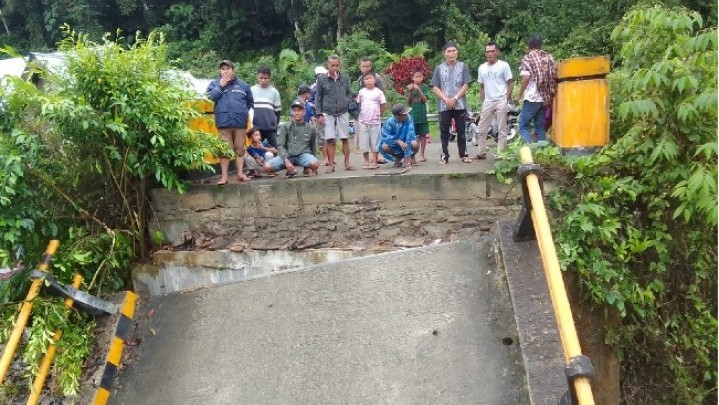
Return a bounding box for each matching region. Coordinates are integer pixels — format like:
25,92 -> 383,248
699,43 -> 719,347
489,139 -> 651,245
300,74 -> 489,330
497,220 -> 568,405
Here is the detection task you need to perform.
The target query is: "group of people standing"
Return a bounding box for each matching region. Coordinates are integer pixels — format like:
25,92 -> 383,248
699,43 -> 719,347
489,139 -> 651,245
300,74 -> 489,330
435,36 -> 557,164
206,36 -> 556,184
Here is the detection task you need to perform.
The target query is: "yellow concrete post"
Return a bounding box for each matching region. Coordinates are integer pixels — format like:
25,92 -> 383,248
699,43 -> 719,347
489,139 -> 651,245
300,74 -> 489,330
27,273 -> 84,405
519,147 -> 595,405
0,240 -> 60,385
553,55 -> 610,155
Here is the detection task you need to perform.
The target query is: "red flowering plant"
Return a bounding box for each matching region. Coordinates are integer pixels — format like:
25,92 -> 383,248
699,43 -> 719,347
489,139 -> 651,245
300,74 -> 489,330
385,57 -> 432,95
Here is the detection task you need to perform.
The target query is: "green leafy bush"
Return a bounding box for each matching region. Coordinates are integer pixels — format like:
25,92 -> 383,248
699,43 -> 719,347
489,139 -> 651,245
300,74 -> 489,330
549,6 -> 717,403
0,27 -> 225,399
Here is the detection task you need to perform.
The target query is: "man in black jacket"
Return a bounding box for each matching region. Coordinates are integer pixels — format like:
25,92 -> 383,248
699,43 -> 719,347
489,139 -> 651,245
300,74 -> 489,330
315,55 -> 355,173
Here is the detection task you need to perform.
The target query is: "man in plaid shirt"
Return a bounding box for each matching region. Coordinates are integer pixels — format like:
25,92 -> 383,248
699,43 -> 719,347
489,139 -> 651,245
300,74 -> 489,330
514,36 -> 557,143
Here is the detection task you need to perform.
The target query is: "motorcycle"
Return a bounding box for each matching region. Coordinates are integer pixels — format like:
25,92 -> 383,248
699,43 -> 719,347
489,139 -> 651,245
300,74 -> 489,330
466,103 -> 520,146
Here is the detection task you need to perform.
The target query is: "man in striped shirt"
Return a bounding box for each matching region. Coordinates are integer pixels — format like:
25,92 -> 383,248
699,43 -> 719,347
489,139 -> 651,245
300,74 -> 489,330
251,66 -> 282,148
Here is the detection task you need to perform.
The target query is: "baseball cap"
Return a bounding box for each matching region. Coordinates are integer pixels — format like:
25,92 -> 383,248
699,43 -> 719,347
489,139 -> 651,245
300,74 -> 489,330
291,100 -> 305,109
391,103 -> 411,115
297,84 -> 312,95
219,59 -> 234,69
314,66 -> 328,75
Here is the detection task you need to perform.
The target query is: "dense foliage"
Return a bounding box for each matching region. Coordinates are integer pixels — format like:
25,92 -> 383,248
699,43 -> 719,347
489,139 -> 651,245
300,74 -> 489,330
0,28 -> 224,399
549,6 -> 716,403
1,0 -> 715,78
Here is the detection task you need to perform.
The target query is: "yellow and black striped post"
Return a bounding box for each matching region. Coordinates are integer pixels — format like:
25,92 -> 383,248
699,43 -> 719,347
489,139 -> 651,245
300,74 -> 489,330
93,291 -> 138,405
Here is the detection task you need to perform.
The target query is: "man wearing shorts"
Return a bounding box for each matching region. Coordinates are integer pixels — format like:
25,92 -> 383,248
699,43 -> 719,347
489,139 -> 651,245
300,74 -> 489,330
315,54 -> 354,173
264,100 -> 319,178
206,59 -> 254,184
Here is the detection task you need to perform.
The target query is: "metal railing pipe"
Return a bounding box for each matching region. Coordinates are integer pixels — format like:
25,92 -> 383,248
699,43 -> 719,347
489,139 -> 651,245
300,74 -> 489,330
27,273 -> 84,405
0,240 -> 60,385
518,147 -> 595,405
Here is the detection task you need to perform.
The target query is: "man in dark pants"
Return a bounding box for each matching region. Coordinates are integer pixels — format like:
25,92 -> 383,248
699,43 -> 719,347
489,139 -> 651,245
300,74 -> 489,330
431,41 -> 472,165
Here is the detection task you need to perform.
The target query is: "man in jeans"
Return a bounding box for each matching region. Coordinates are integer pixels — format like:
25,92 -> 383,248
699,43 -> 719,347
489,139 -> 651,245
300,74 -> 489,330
431,41 -> 472,165
515,36 -> 557,143
475,41 -> 513,159
264,100 -> 319,178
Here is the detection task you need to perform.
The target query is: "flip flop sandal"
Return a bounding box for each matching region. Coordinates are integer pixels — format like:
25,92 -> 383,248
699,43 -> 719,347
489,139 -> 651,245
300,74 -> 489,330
418,157 -> 427,162
237,175 -> 252,182
474,154 -> 487,160
285,170 -> 298,179
462,157 -> 473,163
438,160 -> 447,165
217,179 -> 228,186
345,166 -> 356,171
325,166 -> 335,174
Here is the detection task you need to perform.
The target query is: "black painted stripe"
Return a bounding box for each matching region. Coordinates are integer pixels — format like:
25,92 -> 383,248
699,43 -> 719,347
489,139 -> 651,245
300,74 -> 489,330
100,363 -> 117,391
115,314 -> 132,340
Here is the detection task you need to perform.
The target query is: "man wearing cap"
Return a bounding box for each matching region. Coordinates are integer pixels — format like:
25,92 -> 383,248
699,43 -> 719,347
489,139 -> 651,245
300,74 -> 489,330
264,100 -> 319,178
379,103 -> 419,168
315,54 -> 354,173
431,41 -> 473,165
206,59 -> 254,185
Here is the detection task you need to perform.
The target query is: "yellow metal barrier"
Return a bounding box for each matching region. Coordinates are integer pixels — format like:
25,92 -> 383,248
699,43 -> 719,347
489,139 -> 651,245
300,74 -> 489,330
517,146 -> 595,405
0,240 -> 60,385
27,273 -> 83,405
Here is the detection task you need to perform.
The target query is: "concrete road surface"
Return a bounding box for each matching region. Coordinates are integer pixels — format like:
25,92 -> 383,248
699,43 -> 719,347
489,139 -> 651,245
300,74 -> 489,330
112,240 -> 529,404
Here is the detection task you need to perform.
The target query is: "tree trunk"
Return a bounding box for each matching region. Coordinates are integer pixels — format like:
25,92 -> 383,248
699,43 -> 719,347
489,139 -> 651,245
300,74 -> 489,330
336,0 -> 344,42
294,20 -> 305,54
290,0 -> 305,54
0,7 -> 10,36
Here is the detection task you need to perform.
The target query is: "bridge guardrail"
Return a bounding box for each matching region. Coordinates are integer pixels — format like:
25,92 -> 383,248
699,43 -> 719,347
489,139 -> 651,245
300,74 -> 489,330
513,146 -> 596,405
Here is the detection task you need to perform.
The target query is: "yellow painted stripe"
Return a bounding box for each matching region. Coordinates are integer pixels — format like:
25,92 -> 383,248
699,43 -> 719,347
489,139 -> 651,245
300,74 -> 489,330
94,387 -> 111,405
120,291 -> 138,318
106,337 -> 124,366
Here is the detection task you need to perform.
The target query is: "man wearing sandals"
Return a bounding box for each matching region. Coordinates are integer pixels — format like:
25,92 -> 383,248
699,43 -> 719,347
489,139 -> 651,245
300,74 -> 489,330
315,54 -> 355,173
431,41 -> 473,165
379,103 -> 419,168
207,59 -> 254,184
475,41 -> 513,159
264,100 -> 319,178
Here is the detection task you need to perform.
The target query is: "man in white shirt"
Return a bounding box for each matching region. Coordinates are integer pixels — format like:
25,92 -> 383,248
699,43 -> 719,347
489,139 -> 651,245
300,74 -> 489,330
475,41 -> 513,159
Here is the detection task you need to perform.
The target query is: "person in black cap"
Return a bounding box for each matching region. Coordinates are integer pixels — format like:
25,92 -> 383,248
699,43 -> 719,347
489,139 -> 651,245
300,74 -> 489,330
264,100 -> 319,178
379,103 -> 419,168
431,41 -> 473,165
206,59 -> 254,184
